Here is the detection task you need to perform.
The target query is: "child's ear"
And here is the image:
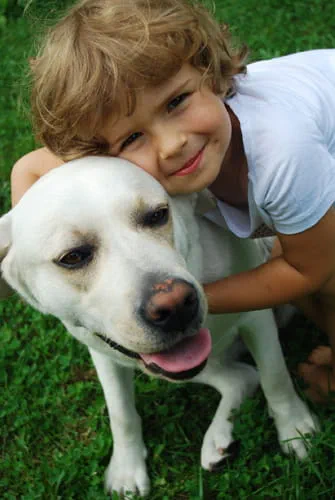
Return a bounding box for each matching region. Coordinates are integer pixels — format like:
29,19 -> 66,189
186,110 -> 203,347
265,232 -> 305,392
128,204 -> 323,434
0,212 -> 15,299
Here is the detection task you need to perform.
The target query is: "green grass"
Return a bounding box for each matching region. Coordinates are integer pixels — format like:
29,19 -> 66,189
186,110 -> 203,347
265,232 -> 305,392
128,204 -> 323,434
1,1 -> 335,498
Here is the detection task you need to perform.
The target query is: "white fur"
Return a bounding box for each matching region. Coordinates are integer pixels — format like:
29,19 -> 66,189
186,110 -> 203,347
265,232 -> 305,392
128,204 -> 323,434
0,157 -> 317,497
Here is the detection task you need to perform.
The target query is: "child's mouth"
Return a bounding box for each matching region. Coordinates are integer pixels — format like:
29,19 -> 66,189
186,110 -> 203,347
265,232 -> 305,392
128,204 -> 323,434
174,147 -> 204,176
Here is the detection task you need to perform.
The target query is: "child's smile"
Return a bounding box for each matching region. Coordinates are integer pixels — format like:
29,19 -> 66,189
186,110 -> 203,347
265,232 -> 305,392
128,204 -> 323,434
173,145 -> 205,177
101,64 -> 232,195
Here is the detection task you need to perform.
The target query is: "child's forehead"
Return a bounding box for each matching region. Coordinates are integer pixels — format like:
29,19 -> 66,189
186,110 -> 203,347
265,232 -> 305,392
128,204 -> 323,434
118,64 -> 200,112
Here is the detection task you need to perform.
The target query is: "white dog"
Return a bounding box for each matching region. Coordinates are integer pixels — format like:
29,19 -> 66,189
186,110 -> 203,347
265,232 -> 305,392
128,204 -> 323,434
0,157 -> 317,497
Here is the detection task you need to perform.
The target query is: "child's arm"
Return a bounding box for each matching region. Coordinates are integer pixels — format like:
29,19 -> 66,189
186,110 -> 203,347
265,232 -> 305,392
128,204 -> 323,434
11,147 -> 63,206
204,208 -> 335,313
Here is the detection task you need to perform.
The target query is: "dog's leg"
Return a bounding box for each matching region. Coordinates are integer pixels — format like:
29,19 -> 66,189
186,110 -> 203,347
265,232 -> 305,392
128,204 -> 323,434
240,310 -> 318,459
193,355 -> 259,471
89,349 -> 150,497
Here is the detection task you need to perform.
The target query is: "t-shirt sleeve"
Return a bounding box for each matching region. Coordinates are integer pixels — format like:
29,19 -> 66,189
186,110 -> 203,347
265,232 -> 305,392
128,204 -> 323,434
248,110 -> 335,234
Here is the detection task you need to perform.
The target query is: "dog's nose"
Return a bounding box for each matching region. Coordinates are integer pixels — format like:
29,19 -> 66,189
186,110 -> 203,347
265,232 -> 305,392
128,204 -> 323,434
140,278 -> 199,333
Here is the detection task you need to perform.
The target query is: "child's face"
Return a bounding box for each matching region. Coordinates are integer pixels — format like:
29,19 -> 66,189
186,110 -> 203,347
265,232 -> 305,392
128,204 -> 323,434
102,64 -> 232,195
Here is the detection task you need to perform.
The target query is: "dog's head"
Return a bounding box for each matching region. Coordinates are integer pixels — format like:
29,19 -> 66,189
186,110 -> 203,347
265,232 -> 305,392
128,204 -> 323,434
0,157 -> 210,380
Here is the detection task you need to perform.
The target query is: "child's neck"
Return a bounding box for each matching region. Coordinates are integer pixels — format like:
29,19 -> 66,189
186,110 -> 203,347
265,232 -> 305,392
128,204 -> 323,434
209,105 -> 249,209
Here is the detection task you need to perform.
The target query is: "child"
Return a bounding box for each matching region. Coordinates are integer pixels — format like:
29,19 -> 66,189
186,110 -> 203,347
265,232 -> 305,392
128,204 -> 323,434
11,0 -> 335,403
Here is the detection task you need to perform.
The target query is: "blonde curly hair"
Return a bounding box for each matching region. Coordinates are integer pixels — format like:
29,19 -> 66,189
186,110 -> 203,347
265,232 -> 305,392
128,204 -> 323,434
31,0 -> 248,160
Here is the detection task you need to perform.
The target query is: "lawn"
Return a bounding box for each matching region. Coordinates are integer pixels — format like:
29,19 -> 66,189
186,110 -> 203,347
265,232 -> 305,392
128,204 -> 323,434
1,1 -> 335,499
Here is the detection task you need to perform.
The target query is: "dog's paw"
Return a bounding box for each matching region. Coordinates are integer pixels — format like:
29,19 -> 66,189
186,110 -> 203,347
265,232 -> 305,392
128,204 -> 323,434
105,448 -> 150,497
201,419 -> 237,471
272,399 -> 319,459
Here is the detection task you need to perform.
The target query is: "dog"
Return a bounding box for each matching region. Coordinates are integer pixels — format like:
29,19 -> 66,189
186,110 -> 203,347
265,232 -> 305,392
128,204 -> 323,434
0,157 -> 317,497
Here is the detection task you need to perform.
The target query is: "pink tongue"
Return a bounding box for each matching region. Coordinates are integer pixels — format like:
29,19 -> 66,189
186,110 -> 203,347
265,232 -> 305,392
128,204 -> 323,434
140,328 -> 211,373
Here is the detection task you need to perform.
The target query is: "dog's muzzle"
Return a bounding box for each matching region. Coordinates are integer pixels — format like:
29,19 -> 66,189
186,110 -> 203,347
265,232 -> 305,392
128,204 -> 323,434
95,277 -> 212,381
139,277 -> 199,333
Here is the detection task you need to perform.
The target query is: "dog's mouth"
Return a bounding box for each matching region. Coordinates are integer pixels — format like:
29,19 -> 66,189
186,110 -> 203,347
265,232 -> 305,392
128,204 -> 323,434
95,328 -> 211,380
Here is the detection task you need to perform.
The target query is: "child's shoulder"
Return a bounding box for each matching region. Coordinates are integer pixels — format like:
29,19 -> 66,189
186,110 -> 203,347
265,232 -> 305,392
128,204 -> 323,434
11,148 -> 63,206
12,147 -> 63,177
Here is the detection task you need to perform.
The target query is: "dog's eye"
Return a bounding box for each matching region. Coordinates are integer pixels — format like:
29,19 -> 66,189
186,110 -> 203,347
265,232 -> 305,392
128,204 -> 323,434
56,245 -> 95,269
142,206 -> 169,228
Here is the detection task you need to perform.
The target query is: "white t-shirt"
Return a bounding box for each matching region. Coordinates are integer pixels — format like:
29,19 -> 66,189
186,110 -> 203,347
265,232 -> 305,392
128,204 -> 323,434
205,49 -> 335,238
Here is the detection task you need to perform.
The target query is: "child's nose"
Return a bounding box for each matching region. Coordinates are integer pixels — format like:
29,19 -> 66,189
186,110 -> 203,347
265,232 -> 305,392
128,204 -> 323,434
158,130 -> 187,161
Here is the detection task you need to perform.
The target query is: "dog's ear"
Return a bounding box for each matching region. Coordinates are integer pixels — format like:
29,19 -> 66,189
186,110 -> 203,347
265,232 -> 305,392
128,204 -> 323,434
0,212 -> 15,299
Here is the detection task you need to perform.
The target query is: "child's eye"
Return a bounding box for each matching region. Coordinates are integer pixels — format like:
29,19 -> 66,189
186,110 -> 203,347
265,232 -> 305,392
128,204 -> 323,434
167,92 -> 190,112
120,132 -> 143,151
